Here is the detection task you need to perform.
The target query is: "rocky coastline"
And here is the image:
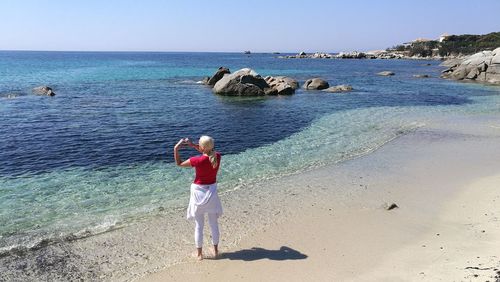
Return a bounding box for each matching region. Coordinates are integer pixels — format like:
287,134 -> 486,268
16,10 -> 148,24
441,47 -> 500,85
278,50 -> 462,60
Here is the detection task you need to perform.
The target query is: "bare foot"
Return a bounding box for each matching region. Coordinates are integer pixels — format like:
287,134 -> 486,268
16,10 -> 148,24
203,251 -> 220,260
191,251 -> 203,261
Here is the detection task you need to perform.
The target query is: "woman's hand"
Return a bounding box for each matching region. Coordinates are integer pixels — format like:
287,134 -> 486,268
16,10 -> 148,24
184,138 -> 203,152
175,138 -> 188,149
184,138 -> 195,148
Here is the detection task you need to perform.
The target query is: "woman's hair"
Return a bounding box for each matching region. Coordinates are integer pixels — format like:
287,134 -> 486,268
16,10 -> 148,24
199,135 -> 217,168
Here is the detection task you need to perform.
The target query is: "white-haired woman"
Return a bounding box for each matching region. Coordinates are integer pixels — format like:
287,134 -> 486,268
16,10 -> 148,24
174,135 -> 222,260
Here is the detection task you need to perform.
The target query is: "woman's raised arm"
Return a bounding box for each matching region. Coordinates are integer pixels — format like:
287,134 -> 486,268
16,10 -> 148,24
173,138 -> 192,167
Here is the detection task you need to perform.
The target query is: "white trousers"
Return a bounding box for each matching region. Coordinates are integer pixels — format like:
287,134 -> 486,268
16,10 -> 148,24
194,212 -> 219,248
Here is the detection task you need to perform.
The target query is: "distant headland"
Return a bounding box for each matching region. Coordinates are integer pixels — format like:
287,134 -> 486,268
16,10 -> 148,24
280,32 -> 500,60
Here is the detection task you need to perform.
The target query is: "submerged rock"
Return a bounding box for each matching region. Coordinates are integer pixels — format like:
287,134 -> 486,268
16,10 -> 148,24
377,71 -> 395,76
32,86 -> 55,96
303,78 -> 329,90
323,84 -> 353,92
1,93 -> 20,99
413,74 -> 430,78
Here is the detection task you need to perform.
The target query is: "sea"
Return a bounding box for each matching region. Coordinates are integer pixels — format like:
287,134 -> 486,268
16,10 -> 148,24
1,51 -> 500,264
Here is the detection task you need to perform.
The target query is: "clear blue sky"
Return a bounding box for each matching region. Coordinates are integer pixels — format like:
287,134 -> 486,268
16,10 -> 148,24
1,0 -> 499,52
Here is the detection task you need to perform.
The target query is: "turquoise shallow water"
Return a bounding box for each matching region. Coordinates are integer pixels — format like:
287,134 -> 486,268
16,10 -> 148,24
1,51 -> 500,254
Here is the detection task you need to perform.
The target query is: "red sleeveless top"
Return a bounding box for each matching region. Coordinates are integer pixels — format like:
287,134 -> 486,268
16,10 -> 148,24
189,152 -> 221,185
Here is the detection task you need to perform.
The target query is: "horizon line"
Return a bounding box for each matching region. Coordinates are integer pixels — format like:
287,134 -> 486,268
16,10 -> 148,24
0,49 -> 362,54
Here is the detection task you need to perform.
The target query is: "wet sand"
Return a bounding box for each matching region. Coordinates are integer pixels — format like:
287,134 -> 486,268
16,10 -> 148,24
144,115 -> 500,282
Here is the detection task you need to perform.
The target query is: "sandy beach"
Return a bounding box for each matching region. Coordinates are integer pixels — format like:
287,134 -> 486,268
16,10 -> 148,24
144,114 -> 500,282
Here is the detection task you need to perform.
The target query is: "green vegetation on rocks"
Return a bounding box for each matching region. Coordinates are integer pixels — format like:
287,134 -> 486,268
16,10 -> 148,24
389,32 -> 500,58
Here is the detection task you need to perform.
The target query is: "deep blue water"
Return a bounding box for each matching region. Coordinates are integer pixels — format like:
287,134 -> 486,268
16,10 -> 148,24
1,51 -> 500,253
0,51 -> 475,177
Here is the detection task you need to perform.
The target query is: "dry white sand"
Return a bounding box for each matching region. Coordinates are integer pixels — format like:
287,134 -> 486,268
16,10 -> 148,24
143,115 -> 500,282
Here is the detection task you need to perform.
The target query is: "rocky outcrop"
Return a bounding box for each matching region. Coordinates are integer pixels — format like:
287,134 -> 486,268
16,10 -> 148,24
281,52 -> 333,59
32,86 -> 55,96
336,51 -> 368,59
279,50 -> 432,60
212,68 -> 297,96
303,78 -> 329,90
377,71 -> 395,76
366,50 -> 419,59
323,84 -> 353,93
441,48 -> 500,84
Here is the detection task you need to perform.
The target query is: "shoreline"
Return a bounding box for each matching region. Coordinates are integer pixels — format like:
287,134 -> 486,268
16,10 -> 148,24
144,114 -> 500,281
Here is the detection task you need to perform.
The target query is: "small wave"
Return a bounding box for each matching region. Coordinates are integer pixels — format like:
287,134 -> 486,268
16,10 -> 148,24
0,92 -> 25,99
0,219 -> 121,258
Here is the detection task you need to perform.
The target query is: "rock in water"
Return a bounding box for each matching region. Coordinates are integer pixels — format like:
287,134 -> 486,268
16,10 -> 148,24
377,71 -> 395,76
264,76 -> 299,95
413,74 -> 430,78
211,68 -> 298,96
266,76 -> 299,90
303,78 -> 329,90
323,84 -> 353,93
32,86 -> 55,96
213,68 -> 267,96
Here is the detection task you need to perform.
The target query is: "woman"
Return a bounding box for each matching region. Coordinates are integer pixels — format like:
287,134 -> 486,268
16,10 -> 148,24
174,135 -> 222,260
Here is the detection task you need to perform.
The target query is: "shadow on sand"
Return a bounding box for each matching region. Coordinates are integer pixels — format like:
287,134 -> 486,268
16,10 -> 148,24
220,246 -> 307,261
